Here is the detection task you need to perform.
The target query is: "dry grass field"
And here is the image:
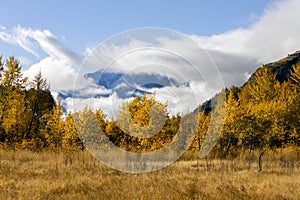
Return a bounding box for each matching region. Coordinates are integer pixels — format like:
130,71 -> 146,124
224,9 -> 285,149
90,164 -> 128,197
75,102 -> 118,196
0,149 -> 299,200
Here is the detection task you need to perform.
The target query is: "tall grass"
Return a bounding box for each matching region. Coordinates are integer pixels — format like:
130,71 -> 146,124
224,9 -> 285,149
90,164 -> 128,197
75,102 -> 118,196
0,149 -> 299,199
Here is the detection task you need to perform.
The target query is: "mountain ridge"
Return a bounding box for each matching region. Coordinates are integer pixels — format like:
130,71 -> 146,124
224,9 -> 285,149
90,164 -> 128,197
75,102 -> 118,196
197,50 -> 300,114
249,50 -> 300,83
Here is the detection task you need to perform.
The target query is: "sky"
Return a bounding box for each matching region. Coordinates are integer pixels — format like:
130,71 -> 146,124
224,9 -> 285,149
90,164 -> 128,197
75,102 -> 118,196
1,1 -> 272,52
1,0 -> 300,116
0,0 -> 274,64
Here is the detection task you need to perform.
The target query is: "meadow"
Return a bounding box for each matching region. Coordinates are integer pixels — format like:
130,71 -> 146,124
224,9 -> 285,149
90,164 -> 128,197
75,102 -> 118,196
0,149 -> 299,200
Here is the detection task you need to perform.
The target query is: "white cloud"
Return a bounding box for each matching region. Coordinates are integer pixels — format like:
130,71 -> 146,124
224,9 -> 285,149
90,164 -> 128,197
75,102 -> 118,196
147,82 -> 210,115
0,25 -> 81,63
66,93 -> 133,118
0,26 -> 40,57
83,30 -> 225,101
77,0 -> 300,115
0,25 -> 6,30
23,57 -> 94,91
192,0 -> 300,63
18,56 -> 33,66
81,31 -> 225,116
20,28 -> 81,64
76,87 -> 111,97
82,39 -> 152,73
0,25 -> 85,94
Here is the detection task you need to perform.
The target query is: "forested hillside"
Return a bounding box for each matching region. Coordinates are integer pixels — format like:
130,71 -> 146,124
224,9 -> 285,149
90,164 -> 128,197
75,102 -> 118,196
194,63 -> 300,158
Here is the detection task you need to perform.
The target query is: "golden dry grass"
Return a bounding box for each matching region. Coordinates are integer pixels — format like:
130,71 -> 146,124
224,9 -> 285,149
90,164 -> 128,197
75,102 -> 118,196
0,149 -> 299,200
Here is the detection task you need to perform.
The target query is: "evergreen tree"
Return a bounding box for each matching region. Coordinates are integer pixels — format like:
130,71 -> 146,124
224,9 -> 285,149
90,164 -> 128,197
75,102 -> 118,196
24,72 -> 55,142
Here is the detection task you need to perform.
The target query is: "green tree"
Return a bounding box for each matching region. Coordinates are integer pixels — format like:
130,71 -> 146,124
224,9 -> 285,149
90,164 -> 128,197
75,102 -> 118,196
24,71 -> 55,142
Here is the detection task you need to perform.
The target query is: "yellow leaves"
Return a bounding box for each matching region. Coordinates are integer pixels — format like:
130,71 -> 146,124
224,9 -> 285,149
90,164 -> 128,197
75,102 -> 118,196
0,55 -> 299,154
247,66 -> 278,103
231,64 -> 300,152
2,89 -> 26,143
99,93 -> 178,153
105,121 -> 115,135
0,56 -> 55,149
117,93 -> 168,139
62,114 -> 81,151
95,109 -> 107,130
126,93 -> 167,128
290,62 -> 300,87
41,99 -> 65,149
1,56 -> 28,89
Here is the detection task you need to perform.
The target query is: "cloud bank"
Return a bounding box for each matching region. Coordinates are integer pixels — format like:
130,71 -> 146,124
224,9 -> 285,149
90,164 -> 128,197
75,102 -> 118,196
193,0 -> 300,63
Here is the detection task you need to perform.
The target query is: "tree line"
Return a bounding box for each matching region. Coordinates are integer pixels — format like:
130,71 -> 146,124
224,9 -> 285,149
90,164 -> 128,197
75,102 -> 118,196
193,64 -> 300,161
0,56 -> 81,150
0,56 -> 299,158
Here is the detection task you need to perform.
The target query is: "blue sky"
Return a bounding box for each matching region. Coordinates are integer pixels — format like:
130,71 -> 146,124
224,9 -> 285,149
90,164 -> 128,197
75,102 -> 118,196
1,0 -> 300,114
1,0 -> 273,55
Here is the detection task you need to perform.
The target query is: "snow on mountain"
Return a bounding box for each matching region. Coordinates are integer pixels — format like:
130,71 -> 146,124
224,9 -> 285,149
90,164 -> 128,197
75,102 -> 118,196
58,70 -> 192,116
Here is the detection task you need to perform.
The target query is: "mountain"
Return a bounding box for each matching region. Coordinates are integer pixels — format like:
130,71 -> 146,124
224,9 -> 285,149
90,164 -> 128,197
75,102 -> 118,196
59,51 -> 300,114
85,71 -> 187,98
197,50 -> 300,114
249,50 -> 300,83
58,71 -> 187,100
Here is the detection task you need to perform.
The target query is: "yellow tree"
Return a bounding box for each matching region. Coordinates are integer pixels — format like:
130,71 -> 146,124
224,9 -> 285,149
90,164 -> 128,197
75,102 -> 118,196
247,66 -> 277,103
2,90 -> 27,145
199,89 -> 226,158
62,114 -> 82,151
1,56 -> 28,89
238,66 -> 278,150
219,88 -> 239,157
116,93 -> 170,152
73,107 -> 110,151
41,98 -> 65,149
288,63 -> 300,146
95,109 -> 108,131
290,62 -> 300,90
191,111 -> 210,151
0,56 -> 28,146
237,66 -> 288,171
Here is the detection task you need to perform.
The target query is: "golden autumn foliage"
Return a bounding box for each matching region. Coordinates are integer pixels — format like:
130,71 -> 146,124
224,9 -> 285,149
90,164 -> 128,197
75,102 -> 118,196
0,55 -> 299,164
103,93 -> 180,153
192,63 -> 300,171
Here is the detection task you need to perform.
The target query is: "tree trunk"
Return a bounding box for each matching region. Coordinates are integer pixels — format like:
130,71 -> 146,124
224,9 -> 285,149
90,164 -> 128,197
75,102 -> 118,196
258,149 -> 267,172
224,137 -> 231,158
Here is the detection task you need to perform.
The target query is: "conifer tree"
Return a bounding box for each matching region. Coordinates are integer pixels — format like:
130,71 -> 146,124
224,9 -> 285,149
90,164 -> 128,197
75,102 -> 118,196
41,98 -> 65,149
0,56 -> 28,146
62,114 -> 82,151
219,88 -> 239,157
